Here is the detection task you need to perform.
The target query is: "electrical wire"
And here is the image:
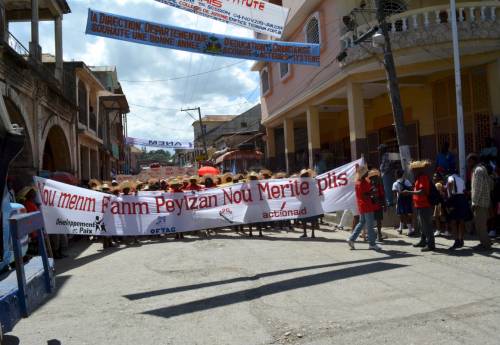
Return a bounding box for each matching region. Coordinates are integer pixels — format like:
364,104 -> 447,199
121,61 -> 246,83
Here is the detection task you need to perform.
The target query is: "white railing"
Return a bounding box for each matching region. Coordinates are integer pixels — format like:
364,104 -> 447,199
340,1 -> 499,50
7,31 -> 29,56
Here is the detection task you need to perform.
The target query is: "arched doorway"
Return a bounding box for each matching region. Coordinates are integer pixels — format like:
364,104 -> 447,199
42,125 -> 72,173
4,96 -> 36,188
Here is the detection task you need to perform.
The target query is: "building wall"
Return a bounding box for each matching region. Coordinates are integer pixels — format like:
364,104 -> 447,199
0,54 -> 75,187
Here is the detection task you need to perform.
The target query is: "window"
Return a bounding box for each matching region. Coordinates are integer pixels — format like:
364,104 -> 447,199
279,62 -> 291,80
260,67 -> 271,96
241,122 -> 248,128
305,13 -> 321,44
383,0 -> 407,15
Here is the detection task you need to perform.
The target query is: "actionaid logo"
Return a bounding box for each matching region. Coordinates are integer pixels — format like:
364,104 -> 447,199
262,206 -> 307,219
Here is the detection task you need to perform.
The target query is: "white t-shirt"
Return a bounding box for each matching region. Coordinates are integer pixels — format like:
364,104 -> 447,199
447,174 -> 465,196
392,178 -> 412,194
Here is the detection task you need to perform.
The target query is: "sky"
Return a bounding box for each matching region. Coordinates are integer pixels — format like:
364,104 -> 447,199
9,0 -> 261,144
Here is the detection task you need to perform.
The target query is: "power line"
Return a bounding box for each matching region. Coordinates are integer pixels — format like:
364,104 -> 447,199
121,61 -> 246,83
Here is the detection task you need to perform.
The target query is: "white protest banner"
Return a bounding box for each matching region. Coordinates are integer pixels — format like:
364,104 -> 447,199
154,0 -> 290,38
126,137 -> 193,149
35,159 -> 362,236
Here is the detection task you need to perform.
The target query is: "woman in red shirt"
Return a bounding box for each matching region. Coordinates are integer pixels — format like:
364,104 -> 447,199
347,165 -> 382,250
404,160 -> 435,251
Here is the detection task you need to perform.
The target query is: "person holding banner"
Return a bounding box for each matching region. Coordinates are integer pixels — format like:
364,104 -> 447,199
347,166 -> 382,251
169,179 -> 185,240
184,176 -> 203,191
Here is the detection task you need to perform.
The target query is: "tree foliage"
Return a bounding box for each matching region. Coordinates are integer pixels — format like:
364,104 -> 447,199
138,149 -> 172,166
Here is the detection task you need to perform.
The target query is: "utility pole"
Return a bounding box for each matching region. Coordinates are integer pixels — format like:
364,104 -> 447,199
182,107 -> 208,160
450,0 -> 466,179
375,0 -> 412,175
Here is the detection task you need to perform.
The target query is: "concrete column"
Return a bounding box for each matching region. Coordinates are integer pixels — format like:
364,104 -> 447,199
347,81 -> 367,161
54,15 -> 63,82
284,117 -> 295,174
86,84 -> 90,128
487,59 -> 500,144
29,0 -> 41,60
0,0 -> 6,44
307,106 -> 321,169
266,126 -> 276,169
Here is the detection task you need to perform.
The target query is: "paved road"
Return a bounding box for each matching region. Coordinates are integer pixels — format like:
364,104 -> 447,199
5,226 -> 500,345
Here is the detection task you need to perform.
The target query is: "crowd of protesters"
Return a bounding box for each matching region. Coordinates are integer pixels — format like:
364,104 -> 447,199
6,138 -> 499,258
351,138 -> 499,252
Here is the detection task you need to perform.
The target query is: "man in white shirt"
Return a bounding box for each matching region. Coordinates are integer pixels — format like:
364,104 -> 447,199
392,169 -> 414,235
446,171 -> 468,250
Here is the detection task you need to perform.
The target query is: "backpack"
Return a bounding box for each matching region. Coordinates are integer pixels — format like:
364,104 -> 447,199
428,181 -> 441,206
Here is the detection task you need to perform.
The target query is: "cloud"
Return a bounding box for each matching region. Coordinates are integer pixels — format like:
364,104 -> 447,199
8,0 -> 261,144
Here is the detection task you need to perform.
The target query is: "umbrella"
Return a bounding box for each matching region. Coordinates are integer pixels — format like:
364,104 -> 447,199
198,166 -> 220,177
51,171 -> 79,185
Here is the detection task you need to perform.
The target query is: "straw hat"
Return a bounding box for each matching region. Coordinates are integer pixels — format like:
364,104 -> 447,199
410,160 -> 431,170
247,171 -> 259,180
274,172 -> 287,179
201,174 -> 215,183
290,173 -> 299,178
299,169 -> 311,177
355,165 -> 369,181
367,169 -> 381,178
222,173 -> 233,184
189,175 -> 199,182
169,178 -> 182,186
17,186 -> 36,201
232,173 -> 243,182
119,180 -> 135,191
148,178 -> 159,185
100,183 -> 111,191
88,179 -> 101,190
259,169 -> 272,178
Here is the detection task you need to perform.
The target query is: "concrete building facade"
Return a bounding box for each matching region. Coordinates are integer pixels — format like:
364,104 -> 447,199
1,0 -> 74,188
254,0 -> 500,173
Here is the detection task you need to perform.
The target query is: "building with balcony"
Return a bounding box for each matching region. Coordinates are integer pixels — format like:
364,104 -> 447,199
90,66 -> 129,179
253,0 -> 500,172
0,0 -> 74,188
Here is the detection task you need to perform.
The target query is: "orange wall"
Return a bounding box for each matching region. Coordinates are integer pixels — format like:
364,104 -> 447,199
262,0 -> 345,121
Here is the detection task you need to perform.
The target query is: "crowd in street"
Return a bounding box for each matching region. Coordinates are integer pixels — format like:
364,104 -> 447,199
6,138 -> 499,258
350,139 -> 499,252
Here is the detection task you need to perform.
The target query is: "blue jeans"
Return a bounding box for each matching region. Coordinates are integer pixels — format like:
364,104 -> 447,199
382,173 -> 394,206
349,212 -> 376,245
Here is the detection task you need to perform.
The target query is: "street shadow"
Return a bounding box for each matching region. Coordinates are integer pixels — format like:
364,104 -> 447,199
125,253 -> 413,301
55,246 -> 125,275
142,261 -> 407,319
378,238 -> 415,247
206,233 -> 347,243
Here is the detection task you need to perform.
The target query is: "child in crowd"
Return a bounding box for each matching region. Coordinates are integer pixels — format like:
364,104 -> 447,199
432,173 -> 450,237
392,169 -> 414,236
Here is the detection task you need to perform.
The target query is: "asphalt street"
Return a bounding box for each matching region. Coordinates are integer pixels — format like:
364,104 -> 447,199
5,225 -> 500,345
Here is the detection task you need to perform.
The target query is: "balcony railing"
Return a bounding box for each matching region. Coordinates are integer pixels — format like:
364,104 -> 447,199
7,31 -> 29,56
340,1 -> 499,58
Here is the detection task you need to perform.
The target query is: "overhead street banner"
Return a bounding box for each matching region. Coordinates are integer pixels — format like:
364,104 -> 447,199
154,0 -> 290,38
126,137 -> 194,149
34,160 -> 361,236
85,9 -> 320,66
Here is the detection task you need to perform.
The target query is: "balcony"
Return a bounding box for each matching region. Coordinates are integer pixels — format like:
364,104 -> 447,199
339,1 -> 499,66
7,31 -> 29,57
